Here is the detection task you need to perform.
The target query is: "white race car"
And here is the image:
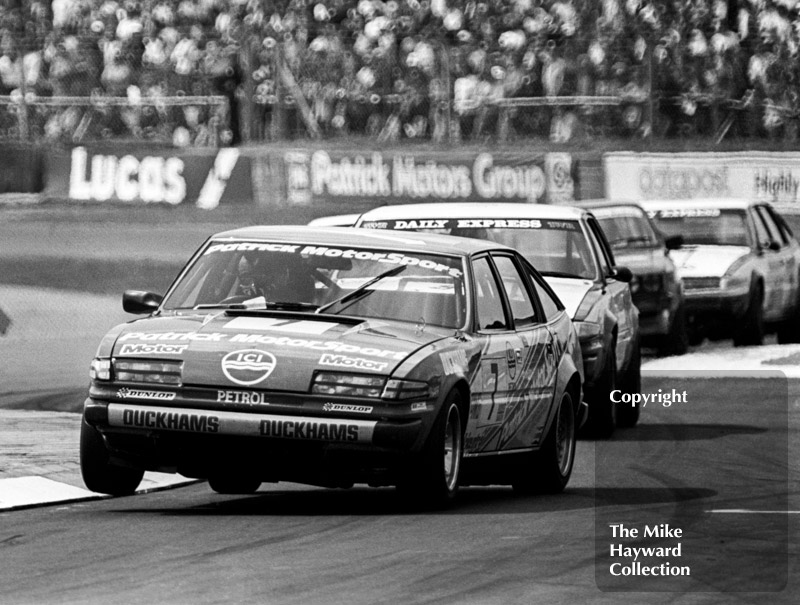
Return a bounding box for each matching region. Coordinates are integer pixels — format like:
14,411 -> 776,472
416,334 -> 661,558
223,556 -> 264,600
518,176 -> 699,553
640,198 -> 800,346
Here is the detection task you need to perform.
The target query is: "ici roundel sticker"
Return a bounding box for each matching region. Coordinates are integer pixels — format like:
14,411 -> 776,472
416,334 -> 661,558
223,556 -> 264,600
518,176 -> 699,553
221,349 -> 276,386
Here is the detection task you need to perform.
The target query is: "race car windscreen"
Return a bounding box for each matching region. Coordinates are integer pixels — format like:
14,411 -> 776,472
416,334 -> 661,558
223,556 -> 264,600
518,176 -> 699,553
161,241 -> 467,329
592,208 -> 660,250
647,208 -> 749,246
360,218 -> 596,280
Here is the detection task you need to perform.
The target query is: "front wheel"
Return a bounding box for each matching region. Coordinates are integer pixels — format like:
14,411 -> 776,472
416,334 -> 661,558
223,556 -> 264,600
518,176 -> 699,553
733,282 -> 764,347
80,417 -> 144,496
660,303 -> 689,356
398,390 -> 464,507
616,341 -> 641,428
582,345 -> 618,439
512,389 -> 576,494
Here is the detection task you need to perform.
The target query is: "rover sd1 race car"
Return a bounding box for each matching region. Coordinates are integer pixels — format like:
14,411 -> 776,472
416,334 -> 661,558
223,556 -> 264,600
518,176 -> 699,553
355,203 -> 640,436
575,201 -> 688,356
641,199 -> 800,346
81,227 -> 584,506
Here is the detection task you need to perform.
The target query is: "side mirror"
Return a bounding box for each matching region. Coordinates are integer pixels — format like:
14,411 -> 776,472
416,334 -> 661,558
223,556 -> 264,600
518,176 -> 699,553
768,241 -> 781,252
611,266 -> 634,283
664,235 -> 684,251
123,290 -> 163,314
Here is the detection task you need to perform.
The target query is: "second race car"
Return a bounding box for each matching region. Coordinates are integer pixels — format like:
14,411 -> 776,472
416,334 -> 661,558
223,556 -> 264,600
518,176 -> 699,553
355,203 -> 640,436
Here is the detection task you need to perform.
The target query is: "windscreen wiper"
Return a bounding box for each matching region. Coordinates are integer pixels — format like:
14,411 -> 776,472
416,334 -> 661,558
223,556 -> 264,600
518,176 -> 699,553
614,235 -> 652,248
194,300 -> 319,311
316,265 -> 406,314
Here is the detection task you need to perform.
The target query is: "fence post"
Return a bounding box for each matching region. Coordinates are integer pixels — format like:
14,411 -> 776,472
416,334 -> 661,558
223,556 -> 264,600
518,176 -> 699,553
239,38 -> 255,143
272,43 -> 288,140
645,44 -> 654,143
18,56 -> 30,141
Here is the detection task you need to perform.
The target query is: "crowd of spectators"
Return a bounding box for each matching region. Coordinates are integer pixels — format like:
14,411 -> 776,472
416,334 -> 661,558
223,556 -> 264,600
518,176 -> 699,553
1,1 -> 800,143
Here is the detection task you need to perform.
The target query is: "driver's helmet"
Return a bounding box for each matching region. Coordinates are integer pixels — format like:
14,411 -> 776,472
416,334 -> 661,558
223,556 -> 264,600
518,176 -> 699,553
238,252 -> 315,303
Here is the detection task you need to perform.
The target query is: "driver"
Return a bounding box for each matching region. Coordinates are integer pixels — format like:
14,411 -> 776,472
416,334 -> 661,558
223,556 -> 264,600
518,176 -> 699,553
237,252 -> 315,304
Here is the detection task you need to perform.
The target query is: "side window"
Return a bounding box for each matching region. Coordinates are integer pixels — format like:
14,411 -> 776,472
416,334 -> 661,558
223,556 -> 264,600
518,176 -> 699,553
586,219 -> 613,276
770,208 -> 795,244
527,266 -> 562,321
472,256 -> 509,331
751,208 -> 772,247
492,254 -> 538,328
757,206 -> 786,246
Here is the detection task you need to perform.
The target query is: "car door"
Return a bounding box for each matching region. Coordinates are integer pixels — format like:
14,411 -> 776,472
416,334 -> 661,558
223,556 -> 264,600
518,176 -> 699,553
759,205 -> 798,317
770,206 -> 800,308
463,254 -> 519,454
585,215 -> 636,371
752,205 -> 790,318
489,253 -> 557,452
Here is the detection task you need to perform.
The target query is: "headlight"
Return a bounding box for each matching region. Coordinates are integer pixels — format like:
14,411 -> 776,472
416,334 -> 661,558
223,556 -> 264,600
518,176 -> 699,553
90,358 -> 111,381
311,372 -> 385,398
720,257 -> 750,291
575,321 -> 603,352
720,273 -> 750,291
382,378 -> 431,401
113,359 -> 183,385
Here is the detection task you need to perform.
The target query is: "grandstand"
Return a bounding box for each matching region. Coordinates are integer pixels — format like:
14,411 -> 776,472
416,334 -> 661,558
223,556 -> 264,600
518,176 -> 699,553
0,0 -> 797,145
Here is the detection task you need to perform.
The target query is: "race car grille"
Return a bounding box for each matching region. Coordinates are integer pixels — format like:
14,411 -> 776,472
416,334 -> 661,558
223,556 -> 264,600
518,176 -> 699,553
113,359 -> 183,386
683,277 -> 720,290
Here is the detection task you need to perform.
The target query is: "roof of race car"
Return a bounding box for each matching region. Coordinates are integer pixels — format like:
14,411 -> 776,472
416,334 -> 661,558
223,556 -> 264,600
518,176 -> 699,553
572,199 -> 646,211
357,202 -> 587,222
209,225 -> 507,255
637,198 -> 759,211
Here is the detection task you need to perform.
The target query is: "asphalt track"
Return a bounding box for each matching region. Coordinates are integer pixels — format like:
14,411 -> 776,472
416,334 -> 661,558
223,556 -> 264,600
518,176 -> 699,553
1,206 -> 798,603
1,374 -> 797,605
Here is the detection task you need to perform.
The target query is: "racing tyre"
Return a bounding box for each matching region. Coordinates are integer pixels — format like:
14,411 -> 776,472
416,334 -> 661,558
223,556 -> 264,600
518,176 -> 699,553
398,390 -> 464,507
512,389 -> 576,495
616,341 -> 641,428
660,303 -> 689,356
208,475 -> 262,495
80,417 -> 144,496
581,344 -> 618,439
777,287 -> 800,344
733,282 -> 764,347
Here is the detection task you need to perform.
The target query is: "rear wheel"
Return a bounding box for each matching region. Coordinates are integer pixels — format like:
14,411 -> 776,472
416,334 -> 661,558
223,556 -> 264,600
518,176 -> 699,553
733,282 -> 764,347
398,390 -> 464,507
80,417 -> 144,496
512,389 -> 576,494
616,341 -> 641,428
208,475 -> 262,495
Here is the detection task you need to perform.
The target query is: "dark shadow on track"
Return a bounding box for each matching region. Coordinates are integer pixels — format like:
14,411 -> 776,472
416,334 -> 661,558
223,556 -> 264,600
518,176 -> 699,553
587,423 -> 766,442
115,485 -> 715,517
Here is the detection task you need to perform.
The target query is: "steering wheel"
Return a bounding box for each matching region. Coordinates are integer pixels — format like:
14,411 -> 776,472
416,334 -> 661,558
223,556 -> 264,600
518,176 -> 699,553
312,268 -> 342,295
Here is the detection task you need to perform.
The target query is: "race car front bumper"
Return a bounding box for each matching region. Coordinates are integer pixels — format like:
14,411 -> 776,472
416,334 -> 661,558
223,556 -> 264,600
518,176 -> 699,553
84,397 -> 429,485
684,288 -> 750,327
85,400 -> 423,451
